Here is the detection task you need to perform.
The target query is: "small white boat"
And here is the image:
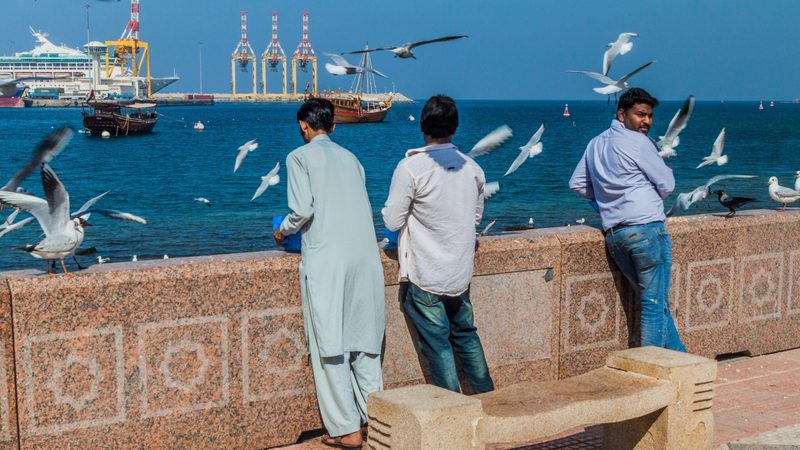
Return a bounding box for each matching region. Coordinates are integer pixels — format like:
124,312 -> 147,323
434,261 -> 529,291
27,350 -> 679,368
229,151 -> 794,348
193,121 -> 205,131
408,115 -> 415,121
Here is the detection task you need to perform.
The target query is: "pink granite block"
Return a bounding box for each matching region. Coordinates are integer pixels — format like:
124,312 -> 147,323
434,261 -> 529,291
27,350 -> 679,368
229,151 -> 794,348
7,253 -> 318,449
0,281 -> 17,450
668,217 -> 743,358
557,228 -> 632,378
730,210 -> 800,355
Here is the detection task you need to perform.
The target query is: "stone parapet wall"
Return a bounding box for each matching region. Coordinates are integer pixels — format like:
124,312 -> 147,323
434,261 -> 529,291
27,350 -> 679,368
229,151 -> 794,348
0,209 -> 797,449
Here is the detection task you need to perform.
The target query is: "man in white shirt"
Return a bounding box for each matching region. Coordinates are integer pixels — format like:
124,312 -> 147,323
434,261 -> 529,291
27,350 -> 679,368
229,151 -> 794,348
382,95 -> 494,394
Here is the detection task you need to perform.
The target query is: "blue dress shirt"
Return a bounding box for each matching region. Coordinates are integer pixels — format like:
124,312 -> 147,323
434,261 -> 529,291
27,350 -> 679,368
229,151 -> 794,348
569,120 -> 675,231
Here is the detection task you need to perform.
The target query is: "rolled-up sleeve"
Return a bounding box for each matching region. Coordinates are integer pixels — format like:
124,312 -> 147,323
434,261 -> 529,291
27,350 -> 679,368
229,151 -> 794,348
569,151 -> 595,199
382,163 -> 414,232
636,142 -> 675,199
280,152 -> 313,235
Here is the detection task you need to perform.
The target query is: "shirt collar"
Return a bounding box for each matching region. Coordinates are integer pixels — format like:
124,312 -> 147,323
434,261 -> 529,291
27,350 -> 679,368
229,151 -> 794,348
405,142 -> 457,157
310,134 -> 331,144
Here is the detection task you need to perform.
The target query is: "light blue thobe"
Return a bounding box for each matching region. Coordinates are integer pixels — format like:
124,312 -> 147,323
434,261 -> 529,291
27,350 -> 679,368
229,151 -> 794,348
280,134 -> 385,358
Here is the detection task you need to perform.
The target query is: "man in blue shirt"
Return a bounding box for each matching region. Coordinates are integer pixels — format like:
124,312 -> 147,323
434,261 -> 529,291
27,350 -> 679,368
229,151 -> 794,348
569,88 -> 685,351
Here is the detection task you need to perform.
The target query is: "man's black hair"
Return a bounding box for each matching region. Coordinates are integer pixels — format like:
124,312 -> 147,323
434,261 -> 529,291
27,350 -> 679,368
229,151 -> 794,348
617,87 -> 660,112
297,98 -> 335,132
420,95 -> 458,139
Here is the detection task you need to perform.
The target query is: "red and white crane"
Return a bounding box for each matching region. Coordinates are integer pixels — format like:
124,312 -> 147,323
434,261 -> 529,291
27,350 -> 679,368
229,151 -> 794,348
291,11 -> 317,96
262,11 -> 287,98
231,11 -> 257,98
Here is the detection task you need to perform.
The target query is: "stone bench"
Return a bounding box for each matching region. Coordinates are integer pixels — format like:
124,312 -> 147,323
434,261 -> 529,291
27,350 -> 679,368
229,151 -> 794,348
366,347 -> 716,450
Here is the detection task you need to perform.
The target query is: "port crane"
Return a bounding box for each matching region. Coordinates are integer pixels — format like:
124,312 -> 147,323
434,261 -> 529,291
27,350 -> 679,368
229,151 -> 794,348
291,11 -> 317,97
104,0 -> 152,97
261,11 -> 287,99
231,11 -> 257,99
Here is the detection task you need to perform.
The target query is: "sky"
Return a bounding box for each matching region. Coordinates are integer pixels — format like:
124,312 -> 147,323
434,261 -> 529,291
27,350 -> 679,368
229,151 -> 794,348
2,0 -> 799,101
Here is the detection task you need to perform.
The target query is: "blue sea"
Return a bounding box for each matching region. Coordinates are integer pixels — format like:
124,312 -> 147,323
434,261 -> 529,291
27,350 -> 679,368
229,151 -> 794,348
0,100 -> 797,272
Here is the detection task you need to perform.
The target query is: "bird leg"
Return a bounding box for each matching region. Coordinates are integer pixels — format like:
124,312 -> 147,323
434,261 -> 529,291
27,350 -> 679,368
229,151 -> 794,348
46,260 -> 56,275
60,258 -> 69,274
783,203 -> 787,211
72,256 -> 86,271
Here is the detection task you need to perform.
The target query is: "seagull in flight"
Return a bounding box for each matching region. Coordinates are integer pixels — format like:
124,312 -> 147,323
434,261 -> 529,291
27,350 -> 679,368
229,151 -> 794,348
504,123 -> 544,177
0,164 -> 91,273
323,53 -> 388,78
768,176 -> 800,210
466,125 -> 513,158
1,127 -> 72,211
251,163 -> 280,201
479,220 -> 496,236
234,139 -> 258,173
657,95 -> 695,160
567,60 -> 656,97
667,175 -> 756,216
696,128 -> 728,168
484,181 -> 500,200
603,32 -> 638,76
341,35 -> 468,59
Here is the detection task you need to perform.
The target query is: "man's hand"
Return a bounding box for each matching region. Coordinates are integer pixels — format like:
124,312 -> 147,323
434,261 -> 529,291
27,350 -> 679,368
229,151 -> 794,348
273,229 -> 286,246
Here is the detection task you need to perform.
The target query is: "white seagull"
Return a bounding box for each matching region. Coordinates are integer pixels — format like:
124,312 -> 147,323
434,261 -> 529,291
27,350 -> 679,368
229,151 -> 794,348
342,35 -> 468,59
194,197 -> 212,207
466,125 -> 513,157
657,95 -> 695,159
696,128 -> 728,168
251,163 -> 281,201
96,256 -> 110,264
323,53 -> 388,78
0,164 -> 90,273
484,181 -> 500,199
603,32 -> 638,76
567,60 -> 656,96
234,139 -> 259,173
504,123 -> 544,177
794,171 -> 800,192
1,127 -> 72,210
667,175 -> 756,215
768,176 -> 800,210
479,220 -> 496,236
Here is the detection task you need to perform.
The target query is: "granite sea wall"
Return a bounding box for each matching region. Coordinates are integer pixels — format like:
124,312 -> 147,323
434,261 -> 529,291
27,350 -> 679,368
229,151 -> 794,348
0,209 -> 798,449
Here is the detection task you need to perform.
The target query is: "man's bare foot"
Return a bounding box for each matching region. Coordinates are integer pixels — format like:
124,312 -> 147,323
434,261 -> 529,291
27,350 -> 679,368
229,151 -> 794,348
321,429 -> 362,448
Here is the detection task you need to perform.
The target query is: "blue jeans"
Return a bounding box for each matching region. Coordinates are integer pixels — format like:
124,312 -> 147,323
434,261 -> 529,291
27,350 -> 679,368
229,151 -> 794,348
403,283 -> 495,394
604,222 -> 686,351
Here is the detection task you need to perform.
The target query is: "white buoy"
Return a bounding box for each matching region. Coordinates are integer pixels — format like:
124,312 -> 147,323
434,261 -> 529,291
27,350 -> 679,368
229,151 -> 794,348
101,130 -> 111,138
194,121 -> 205,131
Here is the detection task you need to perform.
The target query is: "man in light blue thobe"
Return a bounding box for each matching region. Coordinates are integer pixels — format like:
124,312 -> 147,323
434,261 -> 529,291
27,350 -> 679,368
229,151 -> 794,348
274,99 -> 385,449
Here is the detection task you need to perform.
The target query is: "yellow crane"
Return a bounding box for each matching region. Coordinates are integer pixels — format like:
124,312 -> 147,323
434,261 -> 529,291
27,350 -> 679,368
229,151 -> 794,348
105,0 -> 152,98
231,11 -> 257,100
291,11 -> 317,98
262,11 -> 287,99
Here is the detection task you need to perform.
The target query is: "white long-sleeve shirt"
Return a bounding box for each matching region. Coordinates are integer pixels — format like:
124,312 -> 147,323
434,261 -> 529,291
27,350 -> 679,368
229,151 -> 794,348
382,143 -> 485,296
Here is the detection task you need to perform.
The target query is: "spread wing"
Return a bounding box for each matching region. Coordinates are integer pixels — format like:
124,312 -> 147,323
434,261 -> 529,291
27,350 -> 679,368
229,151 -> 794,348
341,47 -> 396,55
0,191 -> 51,234
702,174 -> 756,191
41,164 -> 70,230
523,124 -> 545,148
566,70 -> 615,85
466,125 -> 513,157
72,191 -> 110,217
659,96 -> 695,147
2,127 -> 72,193
251,163 -> 280,201
82,208 -> 147,224
484,181 -> 500,199
711,128 -> 726,158
503,149 -> 529,177
618,60 -> 656,83
324,52 -> 354,68
408,35 -> 468,50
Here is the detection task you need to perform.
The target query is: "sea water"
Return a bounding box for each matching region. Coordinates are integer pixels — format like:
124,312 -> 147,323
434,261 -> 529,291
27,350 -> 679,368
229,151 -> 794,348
0,100 -> 797,271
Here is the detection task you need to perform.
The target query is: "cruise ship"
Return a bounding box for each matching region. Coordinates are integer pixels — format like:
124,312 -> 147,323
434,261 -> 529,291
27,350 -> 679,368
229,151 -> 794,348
0,28 -> 178,102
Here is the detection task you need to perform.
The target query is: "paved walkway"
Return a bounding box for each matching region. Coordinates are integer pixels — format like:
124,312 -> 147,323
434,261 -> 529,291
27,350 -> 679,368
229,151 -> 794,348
277,348 -> 800,449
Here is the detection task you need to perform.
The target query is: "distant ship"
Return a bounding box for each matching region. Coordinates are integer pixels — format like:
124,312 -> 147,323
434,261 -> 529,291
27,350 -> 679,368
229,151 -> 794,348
0,28 -> 178,105
562,103 -> 571,117
0,87 -> 29,108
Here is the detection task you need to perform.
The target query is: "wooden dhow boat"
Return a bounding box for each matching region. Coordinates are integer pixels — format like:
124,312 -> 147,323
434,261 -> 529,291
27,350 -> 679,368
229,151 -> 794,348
82,101 -> 158,136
